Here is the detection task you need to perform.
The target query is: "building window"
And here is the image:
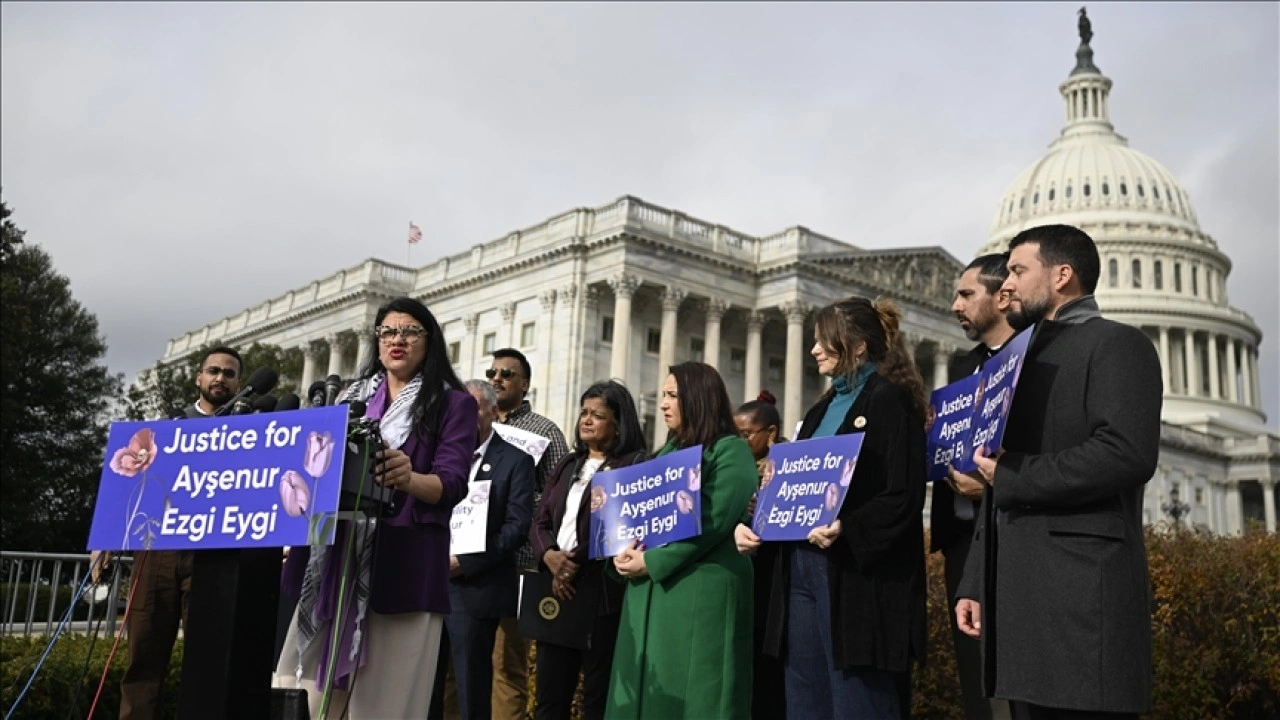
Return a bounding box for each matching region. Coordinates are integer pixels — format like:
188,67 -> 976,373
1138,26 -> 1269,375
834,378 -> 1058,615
1102,181 -> 1110,196
1137,183 -> 1146,198
767,356 -> 784,383
730,348 -> 747,373
1132,259 -> 1142,289
1066,184 -> 1073,199
1083,183 -> 1091,197
1153,185 -> 1160,200
448,341 -> 461,364
1048,188 -> 1056,202
1195,487 -> 1204,506
520,322 -> 536,348
482,332 -> 496,355
1206,270 -> 1215,301
646,328 -> 661,354
1174,263 -> 1183,292
601,316 -> 614,343
1120,182 -> 1129,196
1033,191 -> 1039,205
690,337 -> 705,363
1191,266 -> 1199,296
1154,261 -> 1163,290
1108,259 -> 1118,288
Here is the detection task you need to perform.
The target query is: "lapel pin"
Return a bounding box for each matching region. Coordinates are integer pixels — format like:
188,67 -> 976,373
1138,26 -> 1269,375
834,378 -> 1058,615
482,463 -> 491,473
853,416 -> 867,429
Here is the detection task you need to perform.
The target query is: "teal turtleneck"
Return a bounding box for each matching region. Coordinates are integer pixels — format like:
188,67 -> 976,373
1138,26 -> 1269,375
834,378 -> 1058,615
812,362 -> 877,438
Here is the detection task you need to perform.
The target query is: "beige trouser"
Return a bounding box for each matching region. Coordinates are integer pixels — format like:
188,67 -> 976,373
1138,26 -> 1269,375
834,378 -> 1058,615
274,608 -> 444,719
490,617 -> 532,720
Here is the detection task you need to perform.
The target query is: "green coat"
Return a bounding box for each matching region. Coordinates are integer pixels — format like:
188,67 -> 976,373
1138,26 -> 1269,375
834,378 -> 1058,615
605,435 -> 757,719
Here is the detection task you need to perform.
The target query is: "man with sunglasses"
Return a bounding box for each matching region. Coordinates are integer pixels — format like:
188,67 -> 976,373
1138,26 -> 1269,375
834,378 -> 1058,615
119,346 -> 242,719
485,347 -> 568,720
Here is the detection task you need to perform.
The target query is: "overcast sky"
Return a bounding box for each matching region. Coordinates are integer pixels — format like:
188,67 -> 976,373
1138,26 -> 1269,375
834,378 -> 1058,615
3,2 -> 1277,425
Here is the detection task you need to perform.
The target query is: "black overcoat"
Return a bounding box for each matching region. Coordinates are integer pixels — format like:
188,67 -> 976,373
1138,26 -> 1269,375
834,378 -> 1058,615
762,372 -> 928,674
957,297 -> 1162,713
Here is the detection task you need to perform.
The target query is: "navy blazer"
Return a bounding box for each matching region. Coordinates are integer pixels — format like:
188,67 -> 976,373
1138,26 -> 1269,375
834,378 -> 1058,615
452,432 -> 536,619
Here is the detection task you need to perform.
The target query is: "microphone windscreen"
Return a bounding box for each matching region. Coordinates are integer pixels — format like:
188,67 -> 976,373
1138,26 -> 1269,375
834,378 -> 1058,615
276,393 -> 301,412
245,367 -> 279,395
168,408 -> 189,420
347,400 -> 367,418
251,394 -> 278,413
325,374 -> 342,389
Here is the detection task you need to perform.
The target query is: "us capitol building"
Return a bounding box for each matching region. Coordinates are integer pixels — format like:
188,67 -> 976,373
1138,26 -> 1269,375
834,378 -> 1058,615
153,15 -> 1278,534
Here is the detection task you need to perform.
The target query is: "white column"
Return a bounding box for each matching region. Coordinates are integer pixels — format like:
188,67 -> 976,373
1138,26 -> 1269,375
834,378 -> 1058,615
1263,481 -> 1277,534
608,274 -> 638,384
743,311 -> 765,403
1207,334 -> 1221,400
1158,327 -> 1171,394
462,313 -> 479,377
1225,338 -> 1239,402
1249,348 -> 1263,409
1226,484 -> 1243,535
500,302 -> 517,349
1182,330 -> 1198,397
703,299 -> 728,370
300,341 -> 319,394
354,329 -> 373,376
325,334 -> 344,380
932,344 -> 951,390
781,301 -> 811,438
654,287 -> 685,451
1242,346 -> 1256,409
537,290 -> 558,414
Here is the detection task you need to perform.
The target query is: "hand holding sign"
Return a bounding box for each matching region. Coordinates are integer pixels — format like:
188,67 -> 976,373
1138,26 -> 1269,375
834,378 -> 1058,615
750,435 -> 864,542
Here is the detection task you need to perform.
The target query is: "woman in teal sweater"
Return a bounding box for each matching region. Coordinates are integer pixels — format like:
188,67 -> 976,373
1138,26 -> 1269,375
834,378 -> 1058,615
606,361 -> 758,719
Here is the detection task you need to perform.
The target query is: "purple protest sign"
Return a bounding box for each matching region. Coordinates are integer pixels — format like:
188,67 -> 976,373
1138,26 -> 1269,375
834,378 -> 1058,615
587,445 -> 703,559
925,325 -> 1033,481
750,434 -> 865,542
86,406 -> 349,551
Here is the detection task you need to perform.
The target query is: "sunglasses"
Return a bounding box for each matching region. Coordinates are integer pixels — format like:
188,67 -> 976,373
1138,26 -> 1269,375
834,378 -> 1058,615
203,366 -> 238,379
485,368 -> 522,380
374,325 -> 428,343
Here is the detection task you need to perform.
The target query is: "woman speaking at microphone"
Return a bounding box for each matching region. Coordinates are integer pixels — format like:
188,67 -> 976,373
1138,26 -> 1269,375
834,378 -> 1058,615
528,380 -> 647,720
735,296 -> 928,719
275,296 -> 475,719
606,362 -> 757,719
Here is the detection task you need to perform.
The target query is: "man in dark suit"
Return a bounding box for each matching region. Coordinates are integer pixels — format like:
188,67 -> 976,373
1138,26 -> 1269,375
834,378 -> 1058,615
118,346 -> 242,719
956,225 -> 1162,719
431,379 -> 535,720
934,253 -> 1013,720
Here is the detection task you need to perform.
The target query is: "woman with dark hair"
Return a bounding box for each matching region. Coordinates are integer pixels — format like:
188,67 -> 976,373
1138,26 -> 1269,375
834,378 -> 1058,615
736,295 -> 928,719
734,390 -> 787,720
528,380 -> 646,720
606,362 -> 757,719
275,297 -> 476,719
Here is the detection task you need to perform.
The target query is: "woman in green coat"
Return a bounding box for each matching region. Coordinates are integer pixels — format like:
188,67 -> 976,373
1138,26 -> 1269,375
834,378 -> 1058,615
606,361 -> 758,719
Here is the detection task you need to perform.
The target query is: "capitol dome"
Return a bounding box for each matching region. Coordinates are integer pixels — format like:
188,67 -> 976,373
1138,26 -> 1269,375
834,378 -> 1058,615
979,11 -> 1266,430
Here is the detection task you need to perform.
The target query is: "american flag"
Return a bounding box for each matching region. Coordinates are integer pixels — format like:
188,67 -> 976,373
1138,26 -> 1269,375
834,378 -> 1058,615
408,222 -> 423,245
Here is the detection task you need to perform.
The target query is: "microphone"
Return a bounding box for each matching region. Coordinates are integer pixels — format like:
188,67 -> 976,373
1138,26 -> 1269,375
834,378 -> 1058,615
347,400 -> 367,418
250,395 -> 278,414
214,367 -> 279,417
323,374 -> 343,406
168,408 -> 189,420
275,393 -> 301,412
307,381 -> 327,408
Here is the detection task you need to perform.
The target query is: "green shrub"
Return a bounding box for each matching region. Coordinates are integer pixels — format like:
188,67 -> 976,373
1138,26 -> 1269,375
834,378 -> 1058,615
0,634 -> 182,720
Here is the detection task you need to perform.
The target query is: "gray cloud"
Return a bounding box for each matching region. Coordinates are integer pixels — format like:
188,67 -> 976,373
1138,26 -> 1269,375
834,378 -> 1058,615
2,1 -> 1276,423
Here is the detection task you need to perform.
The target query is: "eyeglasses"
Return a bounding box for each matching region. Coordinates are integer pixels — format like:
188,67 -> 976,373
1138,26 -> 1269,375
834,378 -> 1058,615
375,325 -> 428,343
202,366 -> 238,379
740,427 -> 768,441
485,367 -> 522,380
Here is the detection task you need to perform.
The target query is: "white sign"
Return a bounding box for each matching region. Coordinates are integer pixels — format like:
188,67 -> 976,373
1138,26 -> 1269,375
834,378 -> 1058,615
492,424 -> 551,466
450,480 -> 491,555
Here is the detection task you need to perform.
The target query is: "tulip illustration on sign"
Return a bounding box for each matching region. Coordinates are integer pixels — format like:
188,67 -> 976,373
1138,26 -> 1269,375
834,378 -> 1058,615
279,470 -> 311,518
303,430 -> 337,545
114,428 -> 163,550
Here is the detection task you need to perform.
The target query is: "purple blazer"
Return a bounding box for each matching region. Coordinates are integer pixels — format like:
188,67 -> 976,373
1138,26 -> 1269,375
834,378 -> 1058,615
282,387 -> 477,616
